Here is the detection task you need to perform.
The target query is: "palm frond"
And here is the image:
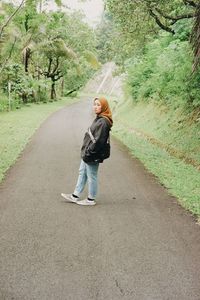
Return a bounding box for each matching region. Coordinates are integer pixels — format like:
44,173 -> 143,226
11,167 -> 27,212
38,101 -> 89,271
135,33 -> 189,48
83,50 -> 101,70
54,0 -> 62,7
54,39 -> 77,59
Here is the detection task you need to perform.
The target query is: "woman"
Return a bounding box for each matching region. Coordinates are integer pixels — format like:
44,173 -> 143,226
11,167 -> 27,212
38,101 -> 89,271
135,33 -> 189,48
61,96 -> 113,206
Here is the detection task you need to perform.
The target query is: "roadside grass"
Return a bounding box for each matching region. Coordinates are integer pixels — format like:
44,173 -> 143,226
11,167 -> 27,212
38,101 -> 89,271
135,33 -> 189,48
114,99 -> 200,165
0,96 -> 80,182
113,125 -> 200,216
112,99 -> 200,220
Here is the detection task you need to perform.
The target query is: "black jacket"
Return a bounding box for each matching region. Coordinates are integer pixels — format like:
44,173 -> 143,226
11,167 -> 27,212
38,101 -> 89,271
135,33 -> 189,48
81,116 -> 111,163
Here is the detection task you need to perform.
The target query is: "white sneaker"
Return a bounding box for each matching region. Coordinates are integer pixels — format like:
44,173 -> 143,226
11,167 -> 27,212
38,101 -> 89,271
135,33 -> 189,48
61,193 -> 79,203
76,199 -> 96,206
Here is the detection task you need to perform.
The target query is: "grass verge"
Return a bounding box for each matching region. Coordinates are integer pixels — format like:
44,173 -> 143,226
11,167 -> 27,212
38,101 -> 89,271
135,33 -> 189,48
112,99 -> 200,220
0,96 -> 79,182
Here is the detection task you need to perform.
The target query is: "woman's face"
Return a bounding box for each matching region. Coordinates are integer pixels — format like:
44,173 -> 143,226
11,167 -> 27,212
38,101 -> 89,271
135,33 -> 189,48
93,99 -> 102,115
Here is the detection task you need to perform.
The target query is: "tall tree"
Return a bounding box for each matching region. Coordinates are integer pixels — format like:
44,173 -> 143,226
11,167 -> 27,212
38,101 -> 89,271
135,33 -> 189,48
190,2 -> 200,71
106,0 -> 198,35
0,1 -> 98,106
0,0 -> 25,39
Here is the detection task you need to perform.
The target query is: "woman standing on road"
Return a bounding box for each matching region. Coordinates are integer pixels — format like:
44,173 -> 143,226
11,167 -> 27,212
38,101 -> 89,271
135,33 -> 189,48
61,96 -> 113,206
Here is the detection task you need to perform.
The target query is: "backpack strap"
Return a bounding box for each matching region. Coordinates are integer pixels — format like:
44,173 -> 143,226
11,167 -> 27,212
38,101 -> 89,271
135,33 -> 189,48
88,128 -> 96,143
88,127 -> 110,144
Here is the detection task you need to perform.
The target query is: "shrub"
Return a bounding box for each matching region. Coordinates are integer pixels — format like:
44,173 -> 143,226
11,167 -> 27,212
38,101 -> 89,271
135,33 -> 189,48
126,32 -> 200,109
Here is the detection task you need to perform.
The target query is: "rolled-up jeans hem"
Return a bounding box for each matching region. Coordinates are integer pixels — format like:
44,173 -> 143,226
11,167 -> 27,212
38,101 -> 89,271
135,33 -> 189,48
74,160 -> 99,199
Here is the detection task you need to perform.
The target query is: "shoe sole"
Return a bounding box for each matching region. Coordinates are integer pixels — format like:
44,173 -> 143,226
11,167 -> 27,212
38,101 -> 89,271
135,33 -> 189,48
76,201 -> 96,206
61,193 -> 78,203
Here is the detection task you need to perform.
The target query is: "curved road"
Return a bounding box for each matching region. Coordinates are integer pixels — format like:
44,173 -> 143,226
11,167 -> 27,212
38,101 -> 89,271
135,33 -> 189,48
0,98 -> 200,300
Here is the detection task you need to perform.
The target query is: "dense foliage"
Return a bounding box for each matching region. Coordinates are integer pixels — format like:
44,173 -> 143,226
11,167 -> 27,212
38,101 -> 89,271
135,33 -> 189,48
103,0 -> 200,109
0,0 -> 98,111
126,30 -> 200,108
1,0 -> 200,111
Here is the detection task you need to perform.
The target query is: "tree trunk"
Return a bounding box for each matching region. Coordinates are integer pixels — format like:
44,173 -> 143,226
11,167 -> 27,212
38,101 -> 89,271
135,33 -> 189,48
61,78 -> 64,97
39,0 -> 42,13
191,3 -> 200,72
51,80 -> 56,99
24,47 -> 31,73
21,92 -> 28,103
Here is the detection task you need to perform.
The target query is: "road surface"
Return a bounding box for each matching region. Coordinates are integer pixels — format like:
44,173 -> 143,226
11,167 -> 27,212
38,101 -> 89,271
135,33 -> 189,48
0,98 -> 200,300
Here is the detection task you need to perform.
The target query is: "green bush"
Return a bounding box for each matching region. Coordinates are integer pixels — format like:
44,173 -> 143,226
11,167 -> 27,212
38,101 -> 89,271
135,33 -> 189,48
0,93 -> 9,112
0,92 -> 23,112
126,32 -> 200,109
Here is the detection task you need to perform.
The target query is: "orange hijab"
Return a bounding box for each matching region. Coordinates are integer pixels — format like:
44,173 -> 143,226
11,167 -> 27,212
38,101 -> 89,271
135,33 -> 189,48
95,96 -> 113,127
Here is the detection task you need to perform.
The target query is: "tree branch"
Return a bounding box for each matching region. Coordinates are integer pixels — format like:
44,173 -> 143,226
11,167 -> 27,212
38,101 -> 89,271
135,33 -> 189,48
146,1 -> 197,34
149,9 -> 175,34
0,0 -> 25,38
54,73 -> 63,81
155,8 -> 196,23
183,0 -> 198,8
47,57 -> 52,75
0,37 -> 17,73
52,57 -> 59,75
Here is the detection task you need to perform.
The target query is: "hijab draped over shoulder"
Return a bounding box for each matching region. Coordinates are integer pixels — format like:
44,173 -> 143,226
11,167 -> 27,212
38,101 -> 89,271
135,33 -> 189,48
95,96 -> 113,127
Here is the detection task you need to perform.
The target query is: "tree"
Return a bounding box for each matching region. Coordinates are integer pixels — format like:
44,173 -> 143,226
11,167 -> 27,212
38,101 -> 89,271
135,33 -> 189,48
190,2 -> 200,72
0,0 -> 25,39
32,11 -> 98,99
103,0 -> 200,70
38,38 -> 78,99
0,1 -> 98,108
106,0 -> 198,35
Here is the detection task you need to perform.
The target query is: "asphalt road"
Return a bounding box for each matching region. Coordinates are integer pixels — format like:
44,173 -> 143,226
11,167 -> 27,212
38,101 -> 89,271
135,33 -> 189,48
0,98 -> 200,300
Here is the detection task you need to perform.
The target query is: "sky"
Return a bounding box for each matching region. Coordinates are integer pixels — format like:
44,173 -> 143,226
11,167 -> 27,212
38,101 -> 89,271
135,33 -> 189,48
48,0 -> 104,27
7,0 -> 104,27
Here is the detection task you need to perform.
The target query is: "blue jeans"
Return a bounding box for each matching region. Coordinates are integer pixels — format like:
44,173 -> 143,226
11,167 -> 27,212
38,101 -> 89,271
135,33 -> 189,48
74,160 -> 99,199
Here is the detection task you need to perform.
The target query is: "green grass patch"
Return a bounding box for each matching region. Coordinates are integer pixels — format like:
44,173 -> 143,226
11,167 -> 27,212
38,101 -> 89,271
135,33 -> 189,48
0,96 -> 79,182
113,99 -> 200,219
114,99 -> 200,165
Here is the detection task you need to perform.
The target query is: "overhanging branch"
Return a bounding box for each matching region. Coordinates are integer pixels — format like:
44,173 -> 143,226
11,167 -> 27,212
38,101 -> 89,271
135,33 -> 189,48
0,0 -> 25,38
183,0 -> 198,8
155,8 -> 196,24
0,37 -> 17,73
149,9 -> 175,34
